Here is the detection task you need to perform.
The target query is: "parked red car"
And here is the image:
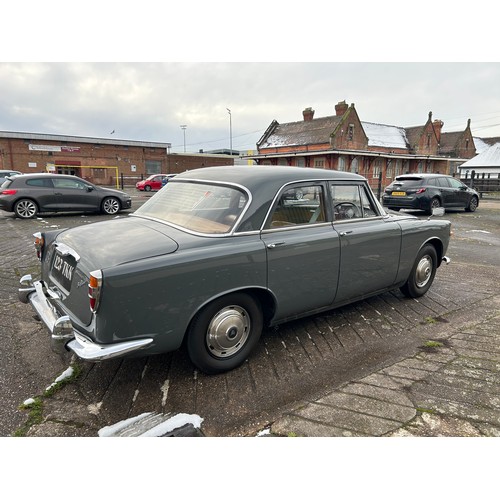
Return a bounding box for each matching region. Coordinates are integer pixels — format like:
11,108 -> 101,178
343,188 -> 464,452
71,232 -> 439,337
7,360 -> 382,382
136,174 -> 168,192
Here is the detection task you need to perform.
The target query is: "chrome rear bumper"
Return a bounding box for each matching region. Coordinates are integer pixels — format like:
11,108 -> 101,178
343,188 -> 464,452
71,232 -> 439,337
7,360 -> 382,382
19,274 -> 153,361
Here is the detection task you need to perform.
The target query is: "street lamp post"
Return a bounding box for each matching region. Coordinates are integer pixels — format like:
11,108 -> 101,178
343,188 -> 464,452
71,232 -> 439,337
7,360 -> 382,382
180,125 -> 187,153
226,108 -> 232,154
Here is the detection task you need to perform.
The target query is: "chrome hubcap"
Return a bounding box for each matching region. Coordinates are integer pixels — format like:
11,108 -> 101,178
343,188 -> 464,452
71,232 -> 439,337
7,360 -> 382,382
206,305 -> 250,358
415,255 -> 433,288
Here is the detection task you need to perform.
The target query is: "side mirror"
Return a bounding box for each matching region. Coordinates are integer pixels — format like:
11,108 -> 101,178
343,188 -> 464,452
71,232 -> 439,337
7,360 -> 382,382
86,186 -> 94,192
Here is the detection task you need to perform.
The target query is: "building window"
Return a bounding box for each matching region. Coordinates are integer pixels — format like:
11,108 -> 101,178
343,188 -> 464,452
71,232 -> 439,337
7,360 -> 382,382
348,124 -> 354,141
145,160 -> 161,174
314,158 -> 325,168
350,157 -> 358,173
338,156 -> 346,172
465,139 -> 469,150
426,161 -> 433,173
373,159 -> 382,178
296,158 -> 305,167
427,133 -> 431,147
417,161 -> 424,173
395,159 -> 402,177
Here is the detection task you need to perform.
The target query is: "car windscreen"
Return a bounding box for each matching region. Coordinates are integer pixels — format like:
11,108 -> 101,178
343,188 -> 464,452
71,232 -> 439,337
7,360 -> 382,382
133,181 -> 249,234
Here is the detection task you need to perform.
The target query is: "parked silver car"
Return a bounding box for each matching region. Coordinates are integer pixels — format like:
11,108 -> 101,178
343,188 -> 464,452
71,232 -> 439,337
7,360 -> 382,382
19,166 -> 451,374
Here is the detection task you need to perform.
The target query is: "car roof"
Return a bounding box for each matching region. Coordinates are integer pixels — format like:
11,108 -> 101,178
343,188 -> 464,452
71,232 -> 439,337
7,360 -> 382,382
176,165 -> 365,188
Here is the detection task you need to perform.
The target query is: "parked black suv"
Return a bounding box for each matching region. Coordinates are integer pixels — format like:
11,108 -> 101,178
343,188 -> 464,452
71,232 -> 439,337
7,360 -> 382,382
382,174 -> 479,214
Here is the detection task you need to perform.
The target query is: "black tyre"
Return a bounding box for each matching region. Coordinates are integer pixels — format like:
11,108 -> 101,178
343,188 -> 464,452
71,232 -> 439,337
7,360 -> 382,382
400,244 -> 437,298
465,196 -> 478,212
187,293 -> 263,374
101,197 -> 120,215
426,197 -> 441,215
14,199 -> 38,219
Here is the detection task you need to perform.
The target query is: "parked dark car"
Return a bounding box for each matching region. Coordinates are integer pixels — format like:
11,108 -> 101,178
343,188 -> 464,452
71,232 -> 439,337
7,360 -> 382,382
18,166 -> 451,374
136,174 -> 168,191
0,169 -> 22,184
0,173 -> 132,219
382,173 -> 479,214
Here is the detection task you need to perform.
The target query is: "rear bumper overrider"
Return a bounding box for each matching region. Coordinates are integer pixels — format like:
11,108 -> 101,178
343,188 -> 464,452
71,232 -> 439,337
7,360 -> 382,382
18,274 -> 152,361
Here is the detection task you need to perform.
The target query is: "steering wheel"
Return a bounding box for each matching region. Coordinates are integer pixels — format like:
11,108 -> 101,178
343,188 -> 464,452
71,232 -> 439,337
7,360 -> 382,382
334,202 -> 361,219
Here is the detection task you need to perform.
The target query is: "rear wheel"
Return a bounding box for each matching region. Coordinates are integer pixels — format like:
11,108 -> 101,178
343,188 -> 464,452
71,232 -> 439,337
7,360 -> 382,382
101,197 -> 120,215
187,293 -> 263,374
465,196 -> 478,212
145,185 -> 152,192
425,197 -> 441,215
400,244 -> 437,298
14,199 -> 38,219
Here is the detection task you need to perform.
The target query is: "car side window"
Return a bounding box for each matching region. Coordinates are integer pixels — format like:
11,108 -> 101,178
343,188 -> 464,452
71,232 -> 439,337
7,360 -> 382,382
53,178 -> 88,190
448,178 -> 464,189
427,178 -> 438,187
331,184 -> 376,220
437,177 -> 450,188
267,185 -> 326,228
26,178 -> 54,188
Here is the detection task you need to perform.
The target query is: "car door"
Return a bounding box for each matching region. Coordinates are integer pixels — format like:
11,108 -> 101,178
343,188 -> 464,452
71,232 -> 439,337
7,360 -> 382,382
330,182 -> 401,304
447,177 -> 470,208
23,177 -> 58,210
52,177 -> 99,211
261,183 -> 340,321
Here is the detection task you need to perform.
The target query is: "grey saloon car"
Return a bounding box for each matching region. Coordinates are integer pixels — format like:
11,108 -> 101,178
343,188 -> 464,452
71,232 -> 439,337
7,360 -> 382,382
18,166 -> 451,374
0,173 -> 132,218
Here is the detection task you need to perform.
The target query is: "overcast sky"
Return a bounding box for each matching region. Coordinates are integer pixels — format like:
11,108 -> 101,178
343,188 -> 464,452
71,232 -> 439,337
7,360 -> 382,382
2,3 -> 499,154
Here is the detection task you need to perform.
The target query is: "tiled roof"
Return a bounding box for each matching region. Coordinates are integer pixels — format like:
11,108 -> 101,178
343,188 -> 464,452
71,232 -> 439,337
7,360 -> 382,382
460,143 -> 500,167
439,131 -> 463,154
259,116 -> 342,148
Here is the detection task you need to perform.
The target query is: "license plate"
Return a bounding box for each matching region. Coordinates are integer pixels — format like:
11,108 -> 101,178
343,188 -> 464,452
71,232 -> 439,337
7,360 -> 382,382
51,252 -> 76,291
391,191 -> 406,196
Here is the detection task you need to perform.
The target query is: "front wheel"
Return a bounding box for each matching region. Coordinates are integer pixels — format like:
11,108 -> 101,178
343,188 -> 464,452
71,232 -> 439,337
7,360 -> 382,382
465,196 -> 478,212
14,199 -> 38,219
101,197 -> 120,215
400,244 -> 437,298
187,293 -> 263,374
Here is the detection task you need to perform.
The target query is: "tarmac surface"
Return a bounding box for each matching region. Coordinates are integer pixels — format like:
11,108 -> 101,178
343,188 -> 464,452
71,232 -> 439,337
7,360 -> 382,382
1,190 -> 499,439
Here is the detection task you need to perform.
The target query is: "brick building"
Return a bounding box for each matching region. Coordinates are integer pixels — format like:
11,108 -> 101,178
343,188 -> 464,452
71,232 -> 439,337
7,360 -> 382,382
0,131 -> 234,187
252,100 -> 477,190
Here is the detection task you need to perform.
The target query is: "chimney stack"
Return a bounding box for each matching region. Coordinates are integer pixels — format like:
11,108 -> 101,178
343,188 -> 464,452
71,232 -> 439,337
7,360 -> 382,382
433,119 -> 444,143
335,100 -> 349,116
302,107 -> 315,121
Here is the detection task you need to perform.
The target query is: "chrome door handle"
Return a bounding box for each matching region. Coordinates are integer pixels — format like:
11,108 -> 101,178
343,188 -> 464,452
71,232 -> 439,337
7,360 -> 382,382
339,230 -> 353,236
267,241 -> 286,248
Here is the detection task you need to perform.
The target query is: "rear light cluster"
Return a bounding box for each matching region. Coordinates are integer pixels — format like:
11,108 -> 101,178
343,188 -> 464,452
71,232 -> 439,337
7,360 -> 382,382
88,270 -> 103,313
33,232 -> 44,260
415,188 -> 427,194
1,189 -> 17,195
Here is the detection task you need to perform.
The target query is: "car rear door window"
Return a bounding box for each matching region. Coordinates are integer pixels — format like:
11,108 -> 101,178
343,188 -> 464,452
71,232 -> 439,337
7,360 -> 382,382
26,178 -> 54,188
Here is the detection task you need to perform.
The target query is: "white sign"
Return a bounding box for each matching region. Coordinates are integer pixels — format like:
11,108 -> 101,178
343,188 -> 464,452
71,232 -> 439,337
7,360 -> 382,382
28,162 -> 37,168
29,144 -> 62,152
131,164 -> 137,172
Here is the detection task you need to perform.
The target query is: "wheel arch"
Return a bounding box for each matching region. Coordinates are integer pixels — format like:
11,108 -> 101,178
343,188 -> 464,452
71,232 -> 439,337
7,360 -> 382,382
421,237 -> 444,267
183,286 -> 276,344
